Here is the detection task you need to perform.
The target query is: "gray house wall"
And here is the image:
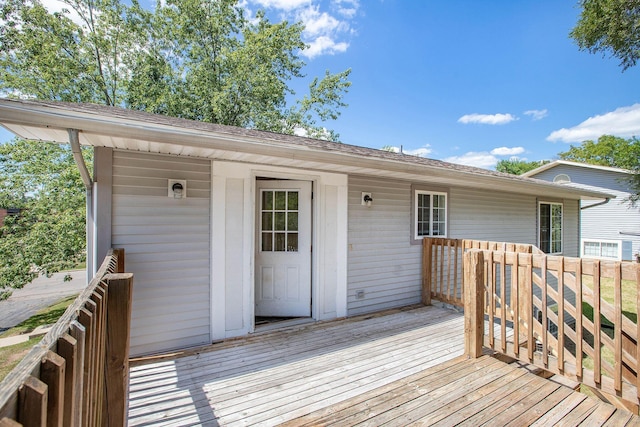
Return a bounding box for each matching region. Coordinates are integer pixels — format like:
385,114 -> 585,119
110,150 -> 212,356
346,175 -> 581,316
531,164 -> 639,260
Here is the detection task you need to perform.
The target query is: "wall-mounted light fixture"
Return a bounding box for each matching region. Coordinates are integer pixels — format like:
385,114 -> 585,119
168,179 -> 187,199
362,192 -> 373,207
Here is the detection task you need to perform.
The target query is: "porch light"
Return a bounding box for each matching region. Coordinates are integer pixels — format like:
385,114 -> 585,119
362,192 -> 373,207
168,179 -> 187,199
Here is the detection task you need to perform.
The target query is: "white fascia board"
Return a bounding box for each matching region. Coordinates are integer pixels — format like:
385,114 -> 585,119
0,100 -> 614,201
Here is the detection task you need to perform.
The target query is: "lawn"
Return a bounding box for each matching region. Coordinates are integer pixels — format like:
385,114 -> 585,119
0,295 -> 77,382
577,275 -> 637,396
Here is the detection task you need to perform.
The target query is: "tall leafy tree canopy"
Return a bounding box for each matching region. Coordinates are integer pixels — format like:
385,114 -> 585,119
558,135 -> 640,169
0,0 -> 351,296
0,139 -> 90,299
570,0 -> 640,71
496,159 -> 549,175
0,0 -> 351,138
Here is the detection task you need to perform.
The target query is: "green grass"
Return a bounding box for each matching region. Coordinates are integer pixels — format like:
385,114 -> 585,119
578,276 -> 637,373
0,337 -> 42,382
0,295 -> 78,382
0,295 -> 77,338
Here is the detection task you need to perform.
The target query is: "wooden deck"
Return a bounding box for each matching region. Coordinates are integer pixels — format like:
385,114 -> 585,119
127,306 -> 639,426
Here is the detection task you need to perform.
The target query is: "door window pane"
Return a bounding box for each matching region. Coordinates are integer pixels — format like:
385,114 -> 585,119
260,189 -> 301,252
275,191 -> 286,210
274,233 -> 286,251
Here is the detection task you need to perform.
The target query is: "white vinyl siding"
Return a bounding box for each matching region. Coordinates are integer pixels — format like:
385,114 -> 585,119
348,177 -> 422,316
347,177 -> 582,316
112,150 -> 211,356
531,164 -> 639,260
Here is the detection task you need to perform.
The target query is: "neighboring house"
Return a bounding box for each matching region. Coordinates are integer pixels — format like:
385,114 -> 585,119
524,160 -> 640,262
0,99 -> 611,356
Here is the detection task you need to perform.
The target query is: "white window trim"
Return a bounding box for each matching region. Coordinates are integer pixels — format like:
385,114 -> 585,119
538,201 -> 563,254
414,190 -> 448,240
581,238 -> 622,261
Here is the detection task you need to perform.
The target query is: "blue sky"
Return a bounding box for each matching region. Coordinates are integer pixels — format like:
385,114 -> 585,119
4,0 -> 639,170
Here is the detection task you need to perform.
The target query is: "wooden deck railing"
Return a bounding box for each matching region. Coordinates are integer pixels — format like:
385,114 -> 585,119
462,247 -> 640,412
422,238 -> 538,306
0,249 -> 133,427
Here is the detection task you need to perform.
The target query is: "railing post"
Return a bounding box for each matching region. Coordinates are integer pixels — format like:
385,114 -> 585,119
422,238 -> 432,305
104,273 -> 133,427
464,250 -> 485,358
113,248 -> 125,274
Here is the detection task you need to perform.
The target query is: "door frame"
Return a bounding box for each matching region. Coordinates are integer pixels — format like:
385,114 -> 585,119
250,171 -> 318,332
210,160 -> 347,341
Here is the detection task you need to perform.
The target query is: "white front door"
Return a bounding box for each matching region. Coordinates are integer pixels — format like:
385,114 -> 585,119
255,180 -> 312,317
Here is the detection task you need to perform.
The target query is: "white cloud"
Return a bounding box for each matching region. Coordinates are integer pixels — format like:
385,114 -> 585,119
443,152 -> 498,169
40,0 -> 84,26
333,0 -> 359,18
457,113 -> 517,125
547,104 -> 640,143
524,109 -> 548,121
252,0 -> 312,10
490,146 -> 525,156
298,5 -> 343,37
249,0 -> 357,58
444,146 -> 527,169
304,36 -> 349,58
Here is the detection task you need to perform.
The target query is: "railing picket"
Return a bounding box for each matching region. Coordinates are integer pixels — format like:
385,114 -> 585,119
594,260 -> 602,385
40,351 -> 65,427
541,256 -> 548,368
558,257 -> 564,373
56,334 -> 77,427
18,376 -> 47,427
615,262 -> 622,392
513,253 -> 520,358
576,259 -> 583,380
500,251 -> 506,354
488,250 -> 495,349
69,322 -> 85,427
78,305 -> 95,427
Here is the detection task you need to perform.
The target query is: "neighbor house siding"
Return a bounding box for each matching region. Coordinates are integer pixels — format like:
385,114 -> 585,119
111,150 -> 211,356
532,164 -> 640,260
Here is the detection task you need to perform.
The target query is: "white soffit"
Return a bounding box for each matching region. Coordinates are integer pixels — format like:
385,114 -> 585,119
0,100 -> 613,201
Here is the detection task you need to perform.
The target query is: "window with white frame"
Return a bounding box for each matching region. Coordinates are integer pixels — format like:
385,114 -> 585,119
582,239 -> 621,260
539,202 -> 562,254
415,191 -> 447,239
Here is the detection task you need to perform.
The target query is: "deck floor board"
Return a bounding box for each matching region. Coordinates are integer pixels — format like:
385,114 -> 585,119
127,305 -> 640,426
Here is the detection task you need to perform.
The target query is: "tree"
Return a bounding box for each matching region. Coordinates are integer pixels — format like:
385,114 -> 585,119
558,135 -> 640,204
558,135 -> 640,169
496,158 -> 549,175
570,0 -> 640,71
0,139 -> 90,299
0,0 -> 352,294
1,0 -> 351,139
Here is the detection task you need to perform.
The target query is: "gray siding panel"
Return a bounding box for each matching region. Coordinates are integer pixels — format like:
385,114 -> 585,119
347,176 -> 583,316
348,177 -> 420,316
112,150 -> 211,356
